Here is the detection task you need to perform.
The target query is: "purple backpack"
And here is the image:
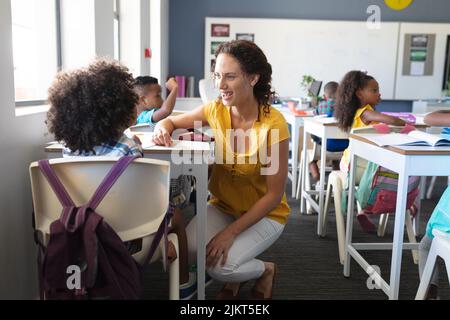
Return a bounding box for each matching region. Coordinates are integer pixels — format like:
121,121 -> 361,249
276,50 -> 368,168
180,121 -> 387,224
33,156 -> 173,300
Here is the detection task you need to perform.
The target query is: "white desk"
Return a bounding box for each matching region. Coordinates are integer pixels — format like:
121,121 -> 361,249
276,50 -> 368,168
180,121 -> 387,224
345,133 -> 450,300
45,140 -> 210,300
300,117 -> 349,236
273,105 -> 314,198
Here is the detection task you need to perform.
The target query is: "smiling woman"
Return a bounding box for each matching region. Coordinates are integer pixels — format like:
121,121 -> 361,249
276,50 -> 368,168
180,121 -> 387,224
152,40 -> 290,300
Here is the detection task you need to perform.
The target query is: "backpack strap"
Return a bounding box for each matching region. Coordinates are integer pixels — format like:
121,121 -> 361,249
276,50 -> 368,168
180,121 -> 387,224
87,156 -> 139,210
38,160 -> 84,232
143,204 -> 174,268
38,159 -> 76,207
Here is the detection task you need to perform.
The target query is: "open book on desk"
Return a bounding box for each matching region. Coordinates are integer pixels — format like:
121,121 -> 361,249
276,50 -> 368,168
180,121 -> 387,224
361,130 -> 450,147
134,132 -> 210,151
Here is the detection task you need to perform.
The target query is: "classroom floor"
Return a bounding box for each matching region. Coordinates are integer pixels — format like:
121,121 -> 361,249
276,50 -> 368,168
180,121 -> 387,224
142,176 -> 449,300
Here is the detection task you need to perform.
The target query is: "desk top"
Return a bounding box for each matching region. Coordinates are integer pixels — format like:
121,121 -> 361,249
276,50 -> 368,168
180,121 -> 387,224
350,133 -> 450,155
45,140 -> 210,155
272,105 -> 315,118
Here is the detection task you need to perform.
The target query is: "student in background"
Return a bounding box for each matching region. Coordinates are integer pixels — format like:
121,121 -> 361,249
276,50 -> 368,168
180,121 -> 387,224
334,70 -> 405,232
309,81 -> 346,180
417,111 -> 450,299
133,76 -> 179,126
315,81 -> 338,117
46,59 -> 193,299
152,40 -> 289,300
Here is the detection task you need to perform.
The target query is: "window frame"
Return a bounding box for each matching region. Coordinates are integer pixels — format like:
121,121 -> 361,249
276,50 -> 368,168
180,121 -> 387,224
113,0 -> 120,61
13,0 -> 62,108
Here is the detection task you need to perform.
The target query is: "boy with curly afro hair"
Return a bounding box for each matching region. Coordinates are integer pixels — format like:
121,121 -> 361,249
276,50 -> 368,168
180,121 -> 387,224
46,59 -> 198,299
47,59 -> 142,157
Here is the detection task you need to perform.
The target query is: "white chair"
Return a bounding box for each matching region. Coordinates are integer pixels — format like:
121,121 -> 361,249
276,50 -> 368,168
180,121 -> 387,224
29,156 -> 179,299
416,229 -> 450,299
199,78 -> 219,104
322,126 -> 419,264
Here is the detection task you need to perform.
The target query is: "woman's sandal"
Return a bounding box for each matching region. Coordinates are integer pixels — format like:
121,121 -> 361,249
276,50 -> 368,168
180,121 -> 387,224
249,263 -> 277,300
216,281 -> 248,300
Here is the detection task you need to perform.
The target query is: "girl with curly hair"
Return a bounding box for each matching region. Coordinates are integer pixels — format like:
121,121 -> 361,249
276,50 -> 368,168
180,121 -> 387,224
152,40 -> 289,300
334,70 -> 406,232
46,59 -> 193,299
335,70 -> 405,173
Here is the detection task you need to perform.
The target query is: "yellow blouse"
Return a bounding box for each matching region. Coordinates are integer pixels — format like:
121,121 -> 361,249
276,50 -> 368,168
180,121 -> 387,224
341,104 -> 377,168
204,100 -> 291,224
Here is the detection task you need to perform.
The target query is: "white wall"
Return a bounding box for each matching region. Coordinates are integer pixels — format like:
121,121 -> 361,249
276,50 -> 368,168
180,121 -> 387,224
61,0 -> 115,70
150,0 -> 169,91
120,0 -> 151,77
0,1 -> 51,299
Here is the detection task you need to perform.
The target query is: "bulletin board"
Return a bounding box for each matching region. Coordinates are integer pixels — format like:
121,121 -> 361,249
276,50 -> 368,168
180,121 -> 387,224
205,17 -> 450,100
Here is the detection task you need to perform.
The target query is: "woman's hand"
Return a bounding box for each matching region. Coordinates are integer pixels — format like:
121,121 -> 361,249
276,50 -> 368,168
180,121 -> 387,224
152,125 -> 173,146
206,229 -> 236,268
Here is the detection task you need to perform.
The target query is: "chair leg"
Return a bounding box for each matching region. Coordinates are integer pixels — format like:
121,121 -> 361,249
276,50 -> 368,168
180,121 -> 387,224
326,171 -> 346,264
415,240 -> 438,300
167,233 -> 180,300
295,152 -> 303,200
304,152 -> 313,214
322,179 -> 333,237
405,210 -> 419,264
333,175 -> 346,265
377,214 -> 389,237
426,176 -> 437,199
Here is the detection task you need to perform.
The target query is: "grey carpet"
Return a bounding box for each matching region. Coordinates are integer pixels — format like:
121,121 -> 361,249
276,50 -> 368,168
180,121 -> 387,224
142,176 -> 449,300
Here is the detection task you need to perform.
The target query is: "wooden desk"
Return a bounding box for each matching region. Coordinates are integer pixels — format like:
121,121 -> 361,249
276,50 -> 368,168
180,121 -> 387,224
46,140 -> 211,300
345,133 -> 450,300
300,117 -> 349,235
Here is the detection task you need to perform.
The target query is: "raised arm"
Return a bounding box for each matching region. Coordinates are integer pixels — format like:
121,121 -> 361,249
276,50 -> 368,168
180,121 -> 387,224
152,77 -> 178,123
152,104 -> 209,146
361,109 -> 406,126
424,110 -> 450,127
205,139 -> 289,267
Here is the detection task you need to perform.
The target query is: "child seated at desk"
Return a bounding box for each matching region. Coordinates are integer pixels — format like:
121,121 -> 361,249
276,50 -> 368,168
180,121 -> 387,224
309,81 -> 348,180
334,70 -> 406,232
133,76 -> 179,127
133,75 -> 193,210
46,59 -> 195,299
418,110 -> 450,299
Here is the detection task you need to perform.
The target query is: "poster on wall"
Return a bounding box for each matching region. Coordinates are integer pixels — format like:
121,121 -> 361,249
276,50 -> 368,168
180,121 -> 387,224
211,24 -> 230,37
236,33 -> 255,42
411,34 -> 428,47
402,34 -> 435,76
211,41 -> 224,55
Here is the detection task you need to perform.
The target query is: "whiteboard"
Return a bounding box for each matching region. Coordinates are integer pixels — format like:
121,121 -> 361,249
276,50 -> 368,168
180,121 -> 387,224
205,17 -> 400,99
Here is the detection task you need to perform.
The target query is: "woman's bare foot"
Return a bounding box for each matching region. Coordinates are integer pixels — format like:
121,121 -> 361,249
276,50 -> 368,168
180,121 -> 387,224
251,262 -> 276,299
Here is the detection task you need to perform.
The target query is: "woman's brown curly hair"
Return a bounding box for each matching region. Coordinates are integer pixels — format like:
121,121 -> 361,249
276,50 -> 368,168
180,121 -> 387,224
46,59 -> 138,153
214,40 -> 275,116
334,70 -> 375,131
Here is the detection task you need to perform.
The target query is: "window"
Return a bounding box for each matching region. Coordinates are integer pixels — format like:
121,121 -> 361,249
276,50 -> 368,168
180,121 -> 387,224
113,0 -> 120,61
11,0 -> 61,106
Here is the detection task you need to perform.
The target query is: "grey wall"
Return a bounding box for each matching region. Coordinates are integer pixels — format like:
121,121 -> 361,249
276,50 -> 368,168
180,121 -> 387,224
0,1 -> 51,299
169,0 -> 450,101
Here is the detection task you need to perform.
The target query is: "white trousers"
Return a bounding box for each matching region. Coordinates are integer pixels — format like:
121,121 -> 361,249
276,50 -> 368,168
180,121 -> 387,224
186,205 -> 284,283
